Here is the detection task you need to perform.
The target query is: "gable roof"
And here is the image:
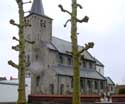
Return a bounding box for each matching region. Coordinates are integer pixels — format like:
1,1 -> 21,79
52,65 -> 106,80
106,77 -> 115,85
51,37 -> 95,61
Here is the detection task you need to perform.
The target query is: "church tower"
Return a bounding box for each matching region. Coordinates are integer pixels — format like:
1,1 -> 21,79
24,0 -> 53,93
25,0 -> 52,43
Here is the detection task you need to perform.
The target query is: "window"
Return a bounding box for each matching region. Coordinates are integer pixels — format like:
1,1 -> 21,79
60,84 -> 64,94
94,81 -> 98,89
36,54 -> 38,60
67,57 -> 72,65
40,19 -> 46,28
26,55 -> 30,66
71,77 -> 73,88
88,80 -> 91,89
36,76 -> 40,86
80,56 -> 86,67
80,79 -> 83,89
83,61 -> 86,68
50,84 -> 54,94
25,19 -> 30,28
111,86 -> 113,91
89,62 -> 93,69
100,81 -> 104,89
80,55 -> 84,60
59,55 -> 63,64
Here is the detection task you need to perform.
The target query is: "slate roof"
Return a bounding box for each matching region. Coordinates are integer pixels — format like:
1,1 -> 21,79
106,77 -> 115,85
31,0 -> 44,15
0,78 -> 31,86
0,77 -> 6,81
51,37 -> 95,61
52,65 -> 106,80
0,79 -> 20,86
95,58 -> 104,67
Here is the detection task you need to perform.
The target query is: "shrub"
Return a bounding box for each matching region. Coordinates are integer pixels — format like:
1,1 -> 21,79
118,88 -> 125,94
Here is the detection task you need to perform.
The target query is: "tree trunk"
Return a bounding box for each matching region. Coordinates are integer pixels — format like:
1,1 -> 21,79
17,0 -> 26,104
71,0 -> 81,104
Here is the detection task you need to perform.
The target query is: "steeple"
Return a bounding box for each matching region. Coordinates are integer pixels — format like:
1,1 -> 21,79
31,0 -> 44,15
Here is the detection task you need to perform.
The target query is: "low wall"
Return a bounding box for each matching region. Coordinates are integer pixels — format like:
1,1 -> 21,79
96,102 -> 125,104
95,94 -> 125,104
112,95 -> 125,102
28,94 -> 100,104
0,102 -> 16,104
1,95 -> 125,104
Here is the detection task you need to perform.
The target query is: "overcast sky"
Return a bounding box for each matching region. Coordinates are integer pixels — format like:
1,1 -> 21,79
0,0 -> 125,84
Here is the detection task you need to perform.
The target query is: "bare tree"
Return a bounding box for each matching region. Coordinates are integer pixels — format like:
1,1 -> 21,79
8,0 -> 32,104
59,0 -> 94,104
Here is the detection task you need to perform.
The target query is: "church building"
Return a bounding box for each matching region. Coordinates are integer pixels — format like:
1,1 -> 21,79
25,0 -> 108,95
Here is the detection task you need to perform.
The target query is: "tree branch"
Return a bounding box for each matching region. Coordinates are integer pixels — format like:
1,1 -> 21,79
77,16 -> 89,23
12,45 -> 19,51
24,11 -> 31,14
13,36 -> 19,41
13,36 -> 34,44
77,4 -> 83,9
8,60 -> 19,69
64,19 -> 71,27
66,51 -> 73,55
58,4 -> 72,16
16,0 -> 22,4
10,19 -> 19,27
25,39 -> 35,44
78,42 -> 94,54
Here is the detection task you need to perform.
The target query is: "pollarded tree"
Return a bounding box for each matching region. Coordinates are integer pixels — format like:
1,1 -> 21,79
8,0 -> 33,104
58,0 -> 94,104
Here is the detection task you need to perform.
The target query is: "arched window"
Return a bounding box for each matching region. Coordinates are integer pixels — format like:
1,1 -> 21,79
59,55 -> 63,64
36,76 -> 40,86
26,55 -> 30,66
89,63 -> 92,69
83,61 -> 86,68
94,80 -> 98,89
60,84 -> 64,94
100,81 -> 104,89
67,57 -> 72,65
49,84 -> 54,94
35,54 -> 38,60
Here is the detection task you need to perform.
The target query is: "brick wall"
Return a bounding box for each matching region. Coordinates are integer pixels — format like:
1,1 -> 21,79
28,94 -> 100,104
112,94 -> 125,102
0,102 -> 16,104
28,94 -> 125,104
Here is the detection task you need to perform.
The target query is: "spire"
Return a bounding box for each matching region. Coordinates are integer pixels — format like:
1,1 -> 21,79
31,0 -> 44,15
